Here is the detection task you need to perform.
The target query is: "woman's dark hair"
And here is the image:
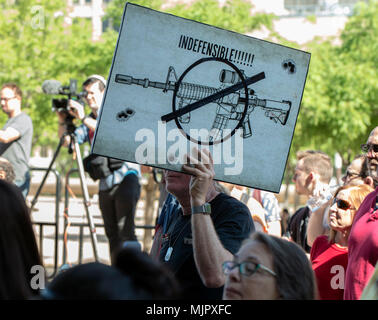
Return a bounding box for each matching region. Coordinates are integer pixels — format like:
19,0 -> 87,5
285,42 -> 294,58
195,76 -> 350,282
250,232 -> 317,300
114,247 -> 181,299
41,262 -> 142,300
82,76 -> 105,92
0,180 -> 43,299
41,248 -> 181,300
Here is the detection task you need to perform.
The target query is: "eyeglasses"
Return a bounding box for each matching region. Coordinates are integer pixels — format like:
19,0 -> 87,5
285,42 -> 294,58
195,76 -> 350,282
222,260 -> 276,278
342,170 -> 361,182
332,198 -> 355,210
0,96 -> 17,102
345,170 -> 360,178
361,143 -> 378,153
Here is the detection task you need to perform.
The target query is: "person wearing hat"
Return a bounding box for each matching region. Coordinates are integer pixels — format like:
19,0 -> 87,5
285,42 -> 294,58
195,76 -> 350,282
57,75 -> 142,263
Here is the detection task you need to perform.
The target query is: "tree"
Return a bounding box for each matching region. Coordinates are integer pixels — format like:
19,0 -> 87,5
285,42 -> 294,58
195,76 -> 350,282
0,0 -> 116,172
106,0 -> 163,30
2,0 -> 375,179
291,0 -> 378,165
165,0 -> 275,34
105,0 -> 275,35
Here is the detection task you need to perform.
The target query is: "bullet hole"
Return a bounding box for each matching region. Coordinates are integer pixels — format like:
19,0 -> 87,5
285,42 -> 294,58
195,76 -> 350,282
282,59 -> 296,74
116,108 -> 135,121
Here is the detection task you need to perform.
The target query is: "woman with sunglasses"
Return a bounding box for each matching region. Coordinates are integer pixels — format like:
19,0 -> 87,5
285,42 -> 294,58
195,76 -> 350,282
222,232 -> 317,300
310,184 -> 373,300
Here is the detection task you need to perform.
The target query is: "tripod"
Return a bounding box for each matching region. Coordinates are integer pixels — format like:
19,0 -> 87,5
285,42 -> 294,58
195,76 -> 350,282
31,121 -> 99,262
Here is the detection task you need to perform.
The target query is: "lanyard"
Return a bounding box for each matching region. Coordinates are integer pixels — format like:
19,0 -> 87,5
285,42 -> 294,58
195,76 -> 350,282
164,214 -> 191,262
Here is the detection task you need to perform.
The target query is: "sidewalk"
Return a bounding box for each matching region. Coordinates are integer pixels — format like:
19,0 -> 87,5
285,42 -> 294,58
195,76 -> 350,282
27,161 -> 305,278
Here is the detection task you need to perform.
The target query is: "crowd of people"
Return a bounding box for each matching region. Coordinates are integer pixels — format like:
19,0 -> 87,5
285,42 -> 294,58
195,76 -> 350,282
0,80 -> 376,301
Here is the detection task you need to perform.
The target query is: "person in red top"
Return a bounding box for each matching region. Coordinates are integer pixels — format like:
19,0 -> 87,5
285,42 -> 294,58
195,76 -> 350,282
344,127 -> 378,300
311,184 -> 373,300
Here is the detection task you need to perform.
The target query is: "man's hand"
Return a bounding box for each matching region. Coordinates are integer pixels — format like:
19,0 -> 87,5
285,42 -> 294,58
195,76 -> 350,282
183,147 -> 231,288
67,99 -> 85,120
182,147 -> 215,207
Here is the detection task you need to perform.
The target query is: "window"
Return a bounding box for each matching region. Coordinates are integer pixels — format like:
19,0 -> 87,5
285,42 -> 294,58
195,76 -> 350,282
283,0 -> 367,15
284,0 -> 321,15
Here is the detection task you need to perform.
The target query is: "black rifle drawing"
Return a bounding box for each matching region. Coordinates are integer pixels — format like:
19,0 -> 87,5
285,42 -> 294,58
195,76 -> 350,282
115,66 -> 291,142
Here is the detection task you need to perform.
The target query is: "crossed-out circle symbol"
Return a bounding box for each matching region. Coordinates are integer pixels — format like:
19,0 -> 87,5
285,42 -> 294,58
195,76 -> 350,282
171,57 -> 249,146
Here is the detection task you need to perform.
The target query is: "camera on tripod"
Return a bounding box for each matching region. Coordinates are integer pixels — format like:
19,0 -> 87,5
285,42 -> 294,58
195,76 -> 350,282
42,79 -> 87,120
34,79 -> 101,262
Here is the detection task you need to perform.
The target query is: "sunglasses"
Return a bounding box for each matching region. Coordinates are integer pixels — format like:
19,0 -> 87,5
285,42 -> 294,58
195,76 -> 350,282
361,143 -> 378,153
332,198 -> 354,210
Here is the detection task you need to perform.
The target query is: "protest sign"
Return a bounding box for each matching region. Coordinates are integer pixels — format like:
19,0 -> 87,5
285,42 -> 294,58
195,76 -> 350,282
92,3 -> 310,192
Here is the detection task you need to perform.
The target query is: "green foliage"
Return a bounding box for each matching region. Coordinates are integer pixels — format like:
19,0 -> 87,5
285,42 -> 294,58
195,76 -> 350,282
105,0 -> 275,34
305,14 -> 317,24
294,0 -> 378,165
165,0 -> 275,34
0,0 -> 376,177
105,0 -> 163,31
0,0 -> 116,172
0,0 -> 274,149
0,0 -> 113,146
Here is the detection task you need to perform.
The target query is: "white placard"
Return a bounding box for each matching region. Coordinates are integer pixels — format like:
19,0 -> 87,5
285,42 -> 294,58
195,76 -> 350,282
92,3 -> 310,193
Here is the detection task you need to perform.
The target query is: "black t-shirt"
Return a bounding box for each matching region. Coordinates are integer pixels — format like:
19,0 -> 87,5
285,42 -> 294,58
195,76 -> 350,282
287,206 -> 311,253
159,192 -> 254,300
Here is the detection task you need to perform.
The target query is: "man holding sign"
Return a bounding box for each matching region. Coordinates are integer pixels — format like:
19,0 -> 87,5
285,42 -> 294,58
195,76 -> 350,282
151,148 -> 254,299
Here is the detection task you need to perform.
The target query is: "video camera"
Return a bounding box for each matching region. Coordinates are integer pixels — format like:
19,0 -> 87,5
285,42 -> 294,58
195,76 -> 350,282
42,79 -> 87,114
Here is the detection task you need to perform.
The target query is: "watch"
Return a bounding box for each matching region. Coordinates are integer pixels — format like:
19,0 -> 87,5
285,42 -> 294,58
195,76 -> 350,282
191,203 -> 211,215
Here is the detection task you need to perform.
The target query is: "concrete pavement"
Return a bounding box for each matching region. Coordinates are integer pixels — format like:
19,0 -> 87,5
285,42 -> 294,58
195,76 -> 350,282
29,192 -> 158,277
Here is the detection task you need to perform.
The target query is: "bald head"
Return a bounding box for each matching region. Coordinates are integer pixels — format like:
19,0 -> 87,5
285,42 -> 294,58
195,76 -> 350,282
342,155 -> 367,186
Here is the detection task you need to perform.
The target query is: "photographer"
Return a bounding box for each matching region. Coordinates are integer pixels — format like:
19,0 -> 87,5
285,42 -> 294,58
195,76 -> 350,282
57,75 -> 141,263
0,83 -> 33,198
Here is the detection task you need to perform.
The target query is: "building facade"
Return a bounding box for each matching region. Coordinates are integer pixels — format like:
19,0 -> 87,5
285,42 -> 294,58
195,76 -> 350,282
66,0 -> 367,44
